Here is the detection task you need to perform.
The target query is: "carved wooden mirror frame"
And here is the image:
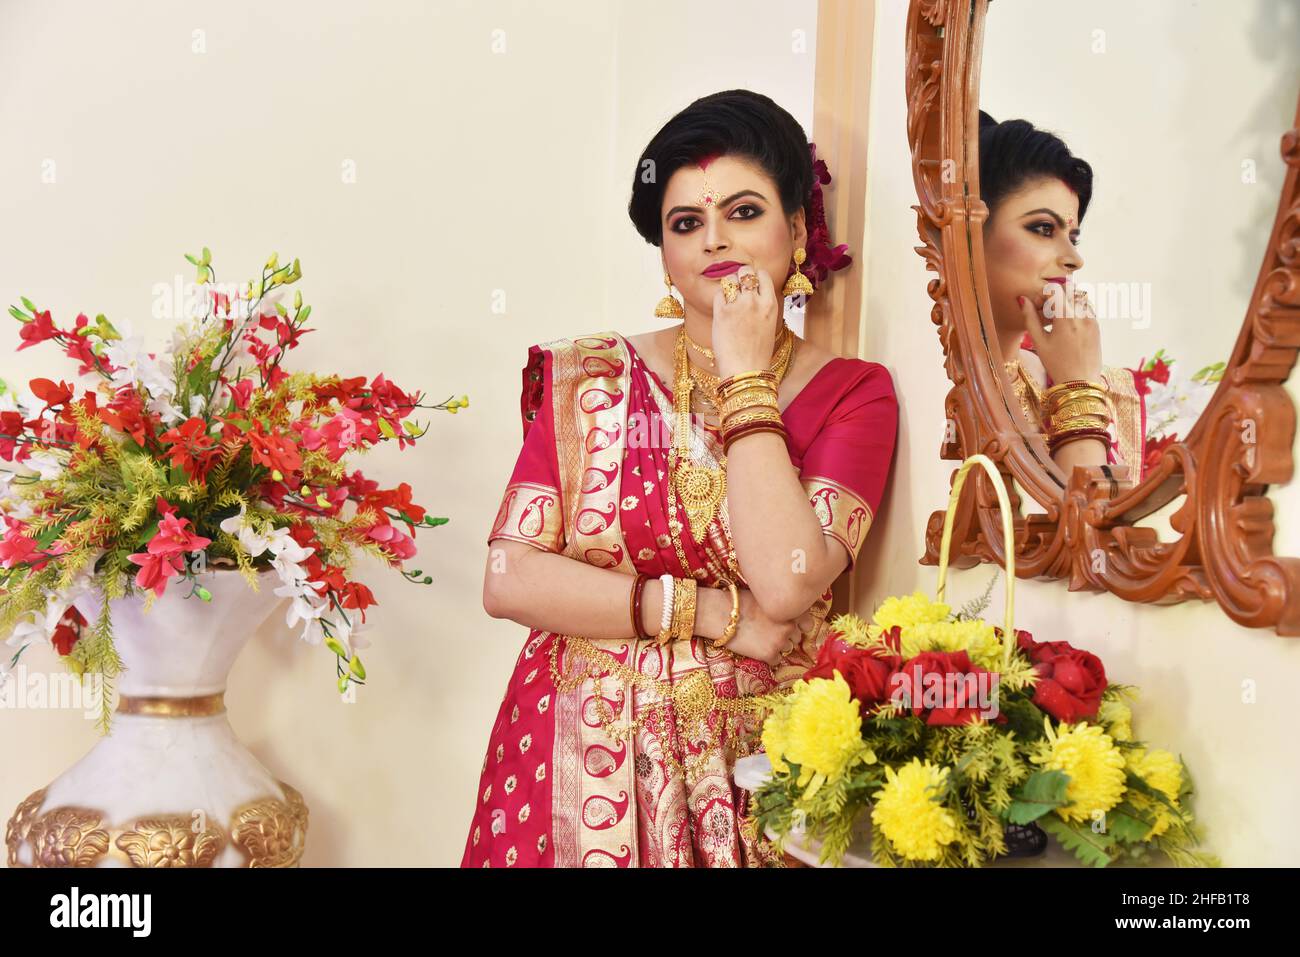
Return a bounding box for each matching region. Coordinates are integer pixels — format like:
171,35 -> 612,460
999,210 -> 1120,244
905,0 -> 1300,634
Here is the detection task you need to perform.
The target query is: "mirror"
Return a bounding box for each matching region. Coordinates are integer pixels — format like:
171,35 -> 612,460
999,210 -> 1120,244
905,0 -> 1300,632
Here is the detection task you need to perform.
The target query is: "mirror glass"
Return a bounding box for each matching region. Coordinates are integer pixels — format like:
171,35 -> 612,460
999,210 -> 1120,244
974,0 -> 1300,491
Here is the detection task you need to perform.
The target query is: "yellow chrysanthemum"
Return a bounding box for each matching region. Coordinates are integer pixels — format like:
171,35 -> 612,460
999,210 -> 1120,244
763,673 -> 869,799
871,759 -> 960,862
903,618 -> 1003,669
871,591 -> 951,633
1031,719 -> 1126,824
1126,748 -> 1184,838
761,706 -> 791,776
1098,698 -> 1134,742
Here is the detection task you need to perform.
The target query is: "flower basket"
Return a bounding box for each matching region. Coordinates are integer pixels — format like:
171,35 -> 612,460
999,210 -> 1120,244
750,454 -> 1217,868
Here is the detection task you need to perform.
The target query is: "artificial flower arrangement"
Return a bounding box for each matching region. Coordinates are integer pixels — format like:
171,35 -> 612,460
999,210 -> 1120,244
749,580 -> 1217,868
1132,348 -> 1225,475
0,249 -> 464,730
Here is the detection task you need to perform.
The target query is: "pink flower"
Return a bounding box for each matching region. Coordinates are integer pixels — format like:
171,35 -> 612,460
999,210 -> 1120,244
128,551 -> 187,597
0,518 -> 40,569
126,499 -> 212,597
366,521 -> 417,562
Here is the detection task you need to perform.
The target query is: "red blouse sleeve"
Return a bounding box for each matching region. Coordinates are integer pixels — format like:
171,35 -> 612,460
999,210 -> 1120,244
796,361 -> 898,570
486,344 -> 567,555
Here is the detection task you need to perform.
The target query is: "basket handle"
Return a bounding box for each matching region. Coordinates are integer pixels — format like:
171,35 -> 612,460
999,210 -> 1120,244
934,454 -> 1017,669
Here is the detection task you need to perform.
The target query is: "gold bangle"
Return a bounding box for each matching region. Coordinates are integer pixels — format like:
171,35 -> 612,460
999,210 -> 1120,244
1051,397 -> 1109,419
722,407 -> 785,431
717,370 -> 778,399
711,579 -> 741,650
672,577 -> 698,643
1051,414 -> 1111,433
719,387 -> 779,417
1044,378 -> 1106,397
655,576 -> 678,646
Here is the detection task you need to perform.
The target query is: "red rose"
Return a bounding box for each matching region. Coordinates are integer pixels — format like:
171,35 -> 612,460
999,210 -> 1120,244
1019,638 -> 1107,724
804,636 -> 899,714
891,650 -> 1005,726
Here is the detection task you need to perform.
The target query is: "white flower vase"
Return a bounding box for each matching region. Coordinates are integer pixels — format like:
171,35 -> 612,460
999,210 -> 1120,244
5,569 -> 309,868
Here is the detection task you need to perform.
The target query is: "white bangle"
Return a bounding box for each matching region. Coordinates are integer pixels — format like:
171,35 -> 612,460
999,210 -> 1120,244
658,574 -> 675,634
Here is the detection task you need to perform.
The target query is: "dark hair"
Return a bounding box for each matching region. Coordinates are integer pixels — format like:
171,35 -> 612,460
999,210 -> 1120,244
627,89 -> 813,247
978,111 -> 1093,223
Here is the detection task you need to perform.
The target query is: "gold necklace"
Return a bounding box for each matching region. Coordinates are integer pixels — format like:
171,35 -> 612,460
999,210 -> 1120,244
671,332 -> 726,542
685,323 -> 796,404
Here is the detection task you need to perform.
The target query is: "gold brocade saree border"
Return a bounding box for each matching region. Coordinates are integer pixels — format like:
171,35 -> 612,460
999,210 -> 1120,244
489,481 -> 565,553
1101,366 -> 1143,481
544,332 -> 639,867
801,475 -> 873,568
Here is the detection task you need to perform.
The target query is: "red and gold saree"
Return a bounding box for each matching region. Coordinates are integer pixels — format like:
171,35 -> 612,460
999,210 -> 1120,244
462,330 -> 897,867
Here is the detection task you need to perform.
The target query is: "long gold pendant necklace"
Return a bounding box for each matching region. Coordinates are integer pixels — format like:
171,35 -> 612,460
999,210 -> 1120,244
669,323 -> 795,543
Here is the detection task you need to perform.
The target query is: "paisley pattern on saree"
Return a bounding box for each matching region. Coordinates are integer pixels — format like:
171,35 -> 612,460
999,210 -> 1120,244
802,475 -> 872,567
489,481 -> 565,553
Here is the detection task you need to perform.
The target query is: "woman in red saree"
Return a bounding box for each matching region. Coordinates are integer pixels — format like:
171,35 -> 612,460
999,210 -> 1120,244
462,90 -> 898,867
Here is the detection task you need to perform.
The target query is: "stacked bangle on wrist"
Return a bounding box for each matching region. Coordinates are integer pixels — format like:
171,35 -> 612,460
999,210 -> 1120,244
665,576 -> 698,645
715,369 -> 786,453
655,573 -> 676,645
629,572 -> 650,641
1043,379 -> 1112,453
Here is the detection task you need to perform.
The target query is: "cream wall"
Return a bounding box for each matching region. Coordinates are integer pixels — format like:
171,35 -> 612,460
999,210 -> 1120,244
855,0 -> 1300,866
3,0 -> 1296,868
0,0 -> 817,866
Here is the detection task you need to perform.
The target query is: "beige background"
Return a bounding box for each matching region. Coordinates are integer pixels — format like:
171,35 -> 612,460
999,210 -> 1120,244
2,0 -> 1297,866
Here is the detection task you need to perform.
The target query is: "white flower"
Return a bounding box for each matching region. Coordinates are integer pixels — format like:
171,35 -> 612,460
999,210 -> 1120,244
219,508 -> 271,558
6,608 -> 53,648
25,451 -> 64,481
104,321 -> 176,401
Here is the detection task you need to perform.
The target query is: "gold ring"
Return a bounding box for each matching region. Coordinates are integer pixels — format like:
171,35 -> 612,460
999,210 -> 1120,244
739,273 -> 760,292
720,275 -> 740,303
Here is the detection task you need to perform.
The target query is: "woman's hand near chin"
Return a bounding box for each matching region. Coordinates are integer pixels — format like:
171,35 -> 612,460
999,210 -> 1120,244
1018,281 -> 1102,383
710,263 -> 782,379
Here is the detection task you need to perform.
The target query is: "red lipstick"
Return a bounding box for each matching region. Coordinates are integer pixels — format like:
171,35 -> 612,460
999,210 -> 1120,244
702,261 -> 743,279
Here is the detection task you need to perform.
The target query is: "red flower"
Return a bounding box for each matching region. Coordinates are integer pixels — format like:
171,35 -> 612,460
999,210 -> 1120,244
339,580 -> 376,619
17,310 -> 58,351
29,378 -> 74,412
159,417 -> 222,482
1142,433 -> 1178,475
891,650 -> 1005,726
100,391 -> 158,446
51,607 -> 87,656
372,482 -> 426,524
1015,632 -> 1107,724
804,635 -> 900,715
248,426 -> 303,477
0,411 -> 29,461
228,379 -> 255,411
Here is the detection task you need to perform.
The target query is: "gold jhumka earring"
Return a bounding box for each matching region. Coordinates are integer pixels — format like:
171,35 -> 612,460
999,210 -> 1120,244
654,271 -> 685,318
781,247 -> 814,298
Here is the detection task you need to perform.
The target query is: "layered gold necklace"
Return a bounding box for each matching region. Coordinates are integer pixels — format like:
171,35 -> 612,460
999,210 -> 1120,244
668,323 -> 795,542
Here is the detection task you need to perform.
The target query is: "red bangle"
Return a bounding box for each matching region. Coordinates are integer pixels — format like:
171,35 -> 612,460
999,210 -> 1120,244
1048,428 -> 1110,453
630,573 -> 650,640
